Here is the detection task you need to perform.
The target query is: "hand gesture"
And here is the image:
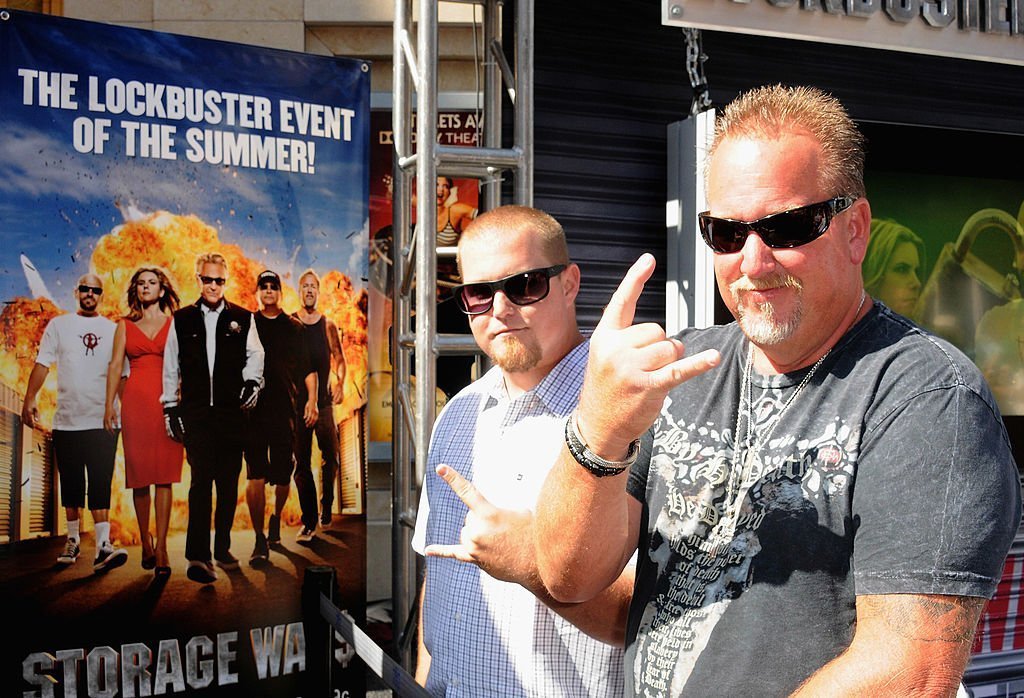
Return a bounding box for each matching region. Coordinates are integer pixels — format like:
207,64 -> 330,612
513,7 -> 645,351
424,465 -> 535,585
577,254 -> 721,459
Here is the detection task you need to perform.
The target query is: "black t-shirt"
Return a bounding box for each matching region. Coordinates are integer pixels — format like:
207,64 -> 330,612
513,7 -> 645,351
253,312 -> 313,420
295,315 -> 333,408
624,305 -> 1020,696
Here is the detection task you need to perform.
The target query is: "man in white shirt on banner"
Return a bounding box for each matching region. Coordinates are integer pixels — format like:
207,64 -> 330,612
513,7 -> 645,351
22,274 -> 129,573
412,205 -> 632,697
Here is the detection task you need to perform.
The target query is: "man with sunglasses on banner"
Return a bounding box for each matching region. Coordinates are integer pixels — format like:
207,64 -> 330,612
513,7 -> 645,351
22,274 -> 129,573
412,206 -> 631,696
243,270 -> 317,566
161,252 -> 264,584
534,85 -> 1021,696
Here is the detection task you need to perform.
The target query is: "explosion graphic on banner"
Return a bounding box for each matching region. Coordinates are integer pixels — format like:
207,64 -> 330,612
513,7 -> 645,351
1,207 -> 368,544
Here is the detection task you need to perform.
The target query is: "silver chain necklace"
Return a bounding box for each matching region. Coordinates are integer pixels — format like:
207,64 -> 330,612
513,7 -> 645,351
719,291 -> 867,532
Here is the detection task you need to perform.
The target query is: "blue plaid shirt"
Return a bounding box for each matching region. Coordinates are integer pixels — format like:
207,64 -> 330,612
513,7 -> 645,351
413,340 -> 625,697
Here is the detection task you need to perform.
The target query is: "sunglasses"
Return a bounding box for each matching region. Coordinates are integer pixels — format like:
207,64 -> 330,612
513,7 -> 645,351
77,284 -> 103,295
259,283 -> 280,291
698,195 -> 856,254
452,265 -> 566,315
199,275 -> 227,286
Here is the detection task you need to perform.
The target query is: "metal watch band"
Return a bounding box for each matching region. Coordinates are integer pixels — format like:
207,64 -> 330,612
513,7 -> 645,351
564,413 -> 639,477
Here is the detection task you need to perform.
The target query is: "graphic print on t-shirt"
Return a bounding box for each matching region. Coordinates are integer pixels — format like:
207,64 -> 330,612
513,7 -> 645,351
633,381 -> 859,696
80,332 -> 101,355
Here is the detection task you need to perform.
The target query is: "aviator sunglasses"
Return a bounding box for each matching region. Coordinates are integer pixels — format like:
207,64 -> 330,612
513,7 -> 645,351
452,264 -> 566,315
698,195 -> 856,254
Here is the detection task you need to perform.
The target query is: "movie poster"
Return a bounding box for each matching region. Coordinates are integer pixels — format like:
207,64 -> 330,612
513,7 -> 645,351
0,10 -> 369,696
863,125 -> 1024,417
366,110 -> 481,443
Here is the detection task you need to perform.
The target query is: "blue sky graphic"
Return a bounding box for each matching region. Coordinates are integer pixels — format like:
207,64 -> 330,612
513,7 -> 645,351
0,10 -> 370,306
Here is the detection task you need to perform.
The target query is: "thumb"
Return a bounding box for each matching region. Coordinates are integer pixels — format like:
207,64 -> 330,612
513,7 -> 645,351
424,543 -> 474,564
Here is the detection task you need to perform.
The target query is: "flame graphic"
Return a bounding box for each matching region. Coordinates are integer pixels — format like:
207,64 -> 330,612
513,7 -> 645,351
1,209 -> 367,544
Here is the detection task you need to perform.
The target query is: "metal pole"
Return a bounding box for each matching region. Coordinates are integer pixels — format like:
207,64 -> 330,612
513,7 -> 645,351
391,0 -> 417,673
301,566 -> 337,696
482,0 -> 502,211
389,0 -> 533,676
515,0 -> 534,205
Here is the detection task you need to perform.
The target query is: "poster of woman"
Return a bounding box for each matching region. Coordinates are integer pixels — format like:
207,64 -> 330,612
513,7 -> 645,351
863,123 -> 1024,417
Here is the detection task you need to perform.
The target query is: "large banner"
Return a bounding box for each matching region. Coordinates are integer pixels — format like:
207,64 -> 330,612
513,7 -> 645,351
863,125 -> 1023,418
0,10 -> 369,696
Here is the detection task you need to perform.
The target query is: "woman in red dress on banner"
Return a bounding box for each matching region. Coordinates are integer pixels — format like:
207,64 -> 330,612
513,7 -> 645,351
105,267 -> 183,578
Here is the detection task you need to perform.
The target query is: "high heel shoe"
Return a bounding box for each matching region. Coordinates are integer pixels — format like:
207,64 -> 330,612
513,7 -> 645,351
141,533 -> 156,570
154,546 -> 170,578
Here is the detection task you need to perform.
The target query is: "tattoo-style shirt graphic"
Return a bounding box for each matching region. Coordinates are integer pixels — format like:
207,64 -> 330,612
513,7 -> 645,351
633,383 -> 858,696
624,310 -> 1018,697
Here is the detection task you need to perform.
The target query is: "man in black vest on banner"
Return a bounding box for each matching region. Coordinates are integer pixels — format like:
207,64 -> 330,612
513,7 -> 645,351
162,252 -> 264,584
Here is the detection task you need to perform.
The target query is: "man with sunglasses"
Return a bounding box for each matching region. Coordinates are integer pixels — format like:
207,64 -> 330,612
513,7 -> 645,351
161,252 -> 264,584
22,274 -> 129,573
535,85 -> 1020,696
243,270 -> 317,566
412,206 -> 631,696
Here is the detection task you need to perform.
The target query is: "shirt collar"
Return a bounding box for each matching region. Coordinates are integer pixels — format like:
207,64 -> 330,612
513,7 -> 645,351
198,299 -> 226,315
483,338 -> 589,416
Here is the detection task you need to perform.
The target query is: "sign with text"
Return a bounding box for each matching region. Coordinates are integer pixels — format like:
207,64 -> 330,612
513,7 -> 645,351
1,10 -> 369,696
662,0 -> 1024,66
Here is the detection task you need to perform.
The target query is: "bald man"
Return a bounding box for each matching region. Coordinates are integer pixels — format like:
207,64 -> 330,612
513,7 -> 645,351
22,274 -> 128,573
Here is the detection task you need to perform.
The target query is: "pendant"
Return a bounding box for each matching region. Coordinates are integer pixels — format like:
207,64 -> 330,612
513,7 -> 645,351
743,448 -> 760,471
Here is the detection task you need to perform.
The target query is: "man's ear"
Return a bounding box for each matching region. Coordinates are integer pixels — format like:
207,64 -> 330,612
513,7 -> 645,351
848,197 -> 872,265
561,263 -> 581,304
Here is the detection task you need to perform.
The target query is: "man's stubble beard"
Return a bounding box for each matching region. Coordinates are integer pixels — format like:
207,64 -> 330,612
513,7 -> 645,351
491,334 -> 542,374
732,274 -> 803,346
78,297 -> 98,315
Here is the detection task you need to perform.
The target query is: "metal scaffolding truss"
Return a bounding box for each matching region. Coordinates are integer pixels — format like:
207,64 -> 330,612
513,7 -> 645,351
390,0 -> 534,668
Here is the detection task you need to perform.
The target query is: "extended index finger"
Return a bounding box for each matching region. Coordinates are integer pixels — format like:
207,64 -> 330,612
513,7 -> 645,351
436,464 -> 492,513
596,254 -> 656,332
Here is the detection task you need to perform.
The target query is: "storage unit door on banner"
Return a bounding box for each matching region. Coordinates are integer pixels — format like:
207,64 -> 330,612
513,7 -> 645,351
0,409 -> 14,544
27,429 -> 53,538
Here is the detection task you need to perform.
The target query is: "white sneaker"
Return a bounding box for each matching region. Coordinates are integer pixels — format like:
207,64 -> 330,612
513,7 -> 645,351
93,544 -> 128,573
57,538 -> 80,564
296,525 -> 317,543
